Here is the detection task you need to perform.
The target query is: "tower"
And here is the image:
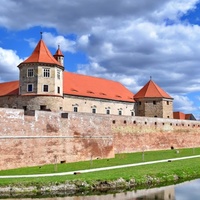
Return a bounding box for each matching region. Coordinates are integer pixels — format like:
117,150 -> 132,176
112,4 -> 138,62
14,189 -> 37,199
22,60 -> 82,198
134,79 -> 173,118
17,38 -> 64,111
54,45 -> 64,66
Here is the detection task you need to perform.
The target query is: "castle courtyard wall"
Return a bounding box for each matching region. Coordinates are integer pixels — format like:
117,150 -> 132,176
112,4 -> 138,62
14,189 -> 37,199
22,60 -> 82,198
0,108 -> 200,170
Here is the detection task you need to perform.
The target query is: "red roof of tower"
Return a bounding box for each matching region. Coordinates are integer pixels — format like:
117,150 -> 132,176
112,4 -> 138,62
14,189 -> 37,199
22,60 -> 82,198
134,80 -> 172,99
54,45 -> 64,57
63,72 -> 135,102
19,39 -> 62,66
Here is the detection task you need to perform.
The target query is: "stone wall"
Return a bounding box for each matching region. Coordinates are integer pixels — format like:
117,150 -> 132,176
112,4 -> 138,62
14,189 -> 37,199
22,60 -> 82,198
0,108 -> 200,170
63,95 -> 135,116
0,108 -> 113,170
135,98 -> 173,119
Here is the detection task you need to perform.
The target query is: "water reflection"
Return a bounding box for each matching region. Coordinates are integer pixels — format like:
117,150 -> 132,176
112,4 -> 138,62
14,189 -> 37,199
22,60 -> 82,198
2,179 -> 200,200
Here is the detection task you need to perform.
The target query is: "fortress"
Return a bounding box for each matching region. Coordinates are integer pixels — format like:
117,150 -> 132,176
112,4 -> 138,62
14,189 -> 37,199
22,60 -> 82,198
0,38 -> 199,170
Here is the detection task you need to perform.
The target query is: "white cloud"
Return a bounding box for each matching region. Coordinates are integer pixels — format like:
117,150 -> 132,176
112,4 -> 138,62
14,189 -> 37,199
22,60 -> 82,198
173,95 -> 196,113
0,0 -> 200,114
42,32 -> 76,53
0,47 -> 21,82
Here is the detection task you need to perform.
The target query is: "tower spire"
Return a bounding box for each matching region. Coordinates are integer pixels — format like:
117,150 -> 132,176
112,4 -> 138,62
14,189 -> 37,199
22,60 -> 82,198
54,45 -> 64,66
40,32 -> 43,39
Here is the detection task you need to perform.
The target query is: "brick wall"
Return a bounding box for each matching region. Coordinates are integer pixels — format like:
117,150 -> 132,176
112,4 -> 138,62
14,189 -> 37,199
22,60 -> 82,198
0,109 -> 113,170
112,116 -> 200,153
0,108 -> 199,170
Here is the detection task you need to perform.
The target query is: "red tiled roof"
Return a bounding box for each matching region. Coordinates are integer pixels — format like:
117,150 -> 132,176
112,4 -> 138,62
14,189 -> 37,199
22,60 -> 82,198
0,73 -> 134,102
174,112 -> 196,120
54,45 -> 64,57
134,80 -> 172,99
18,39 -> 62,67
0,81 -> 19,96
63,72 -> 135,102
173,111 -> 185,120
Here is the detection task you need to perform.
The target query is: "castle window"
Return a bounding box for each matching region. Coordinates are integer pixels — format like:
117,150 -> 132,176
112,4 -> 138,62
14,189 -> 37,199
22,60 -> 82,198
131,111 -> 134,116
106,109 -> 110,114
27,68 -> 34,77
43,85 -> 49,92
92,108 -> 96,113
139,101 -> 141,105
57,69 -> 60,79
43,68 -> 50,77
57,86 -> 60,94
119,110 -> 122,115
27,84 -> 33,92
74,107 -> 78,112
153,101 -> 156,105
167,101 -> 169,105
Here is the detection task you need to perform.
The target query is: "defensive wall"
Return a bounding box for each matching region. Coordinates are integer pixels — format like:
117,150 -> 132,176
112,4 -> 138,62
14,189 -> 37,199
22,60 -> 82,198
0,108 -> 200,170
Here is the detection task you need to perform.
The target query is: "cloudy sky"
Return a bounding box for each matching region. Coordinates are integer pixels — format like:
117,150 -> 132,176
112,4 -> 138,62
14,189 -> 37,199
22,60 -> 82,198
0,0 -> 200,118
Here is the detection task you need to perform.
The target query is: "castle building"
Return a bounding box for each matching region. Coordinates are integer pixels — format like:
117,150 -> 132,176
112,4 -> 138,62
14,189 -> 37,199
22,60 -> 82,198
0,38 -> 174,118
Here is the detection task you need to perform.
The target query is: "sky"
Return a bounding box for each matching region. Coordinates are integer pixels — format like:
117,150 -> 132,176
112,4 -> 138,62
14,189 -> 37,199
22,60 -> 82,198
0,0 -> 200,118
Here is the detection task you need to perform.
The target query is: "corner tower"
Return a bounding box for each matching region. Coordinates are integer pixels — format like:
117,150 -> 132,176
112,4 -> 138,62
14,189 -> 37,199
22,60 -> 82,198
18,39 -> 64,96
134,79 -> 173,118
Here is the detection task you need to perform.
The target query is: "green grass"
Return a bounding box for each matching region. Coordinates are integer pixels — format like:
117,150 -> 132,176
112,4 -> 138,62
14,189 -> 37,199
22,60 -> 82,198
0,147 -> 199,176
0,147 -> 200,187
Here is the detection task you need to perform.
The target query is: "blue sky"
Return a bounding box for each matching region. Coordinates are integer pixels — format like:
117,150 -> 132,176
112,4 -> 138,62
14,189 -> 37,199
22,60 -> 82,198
0,0 -> 200,118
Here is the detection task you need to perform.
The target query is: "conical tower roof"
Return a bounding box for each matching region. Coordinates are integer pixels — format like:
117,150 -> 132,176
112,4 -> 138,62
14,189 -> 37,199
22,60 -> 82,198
134,80 -> 172,99
18,39 -> 62,67
54,45 -> 64,57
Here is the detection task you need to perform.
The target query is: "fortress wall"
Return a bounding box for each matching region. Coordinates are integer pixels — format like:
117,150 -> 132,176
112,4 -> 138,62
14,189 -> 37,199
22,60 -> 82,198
0,108 -> 114,170
0,108 -> 200,170
112,116 -> 200,153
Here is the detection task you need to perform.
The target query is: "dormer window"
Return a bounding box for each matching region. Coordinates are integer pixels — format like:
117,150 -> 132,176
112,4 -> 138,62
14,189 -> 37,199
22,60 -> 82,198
27,69 -> 34,77
43,68 -> 50,77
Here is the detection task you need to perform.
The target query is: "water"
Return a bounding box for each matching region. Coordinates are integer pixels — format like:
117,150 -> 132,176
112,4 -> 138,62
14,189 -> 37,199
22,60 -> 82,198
1,179 -> 200,200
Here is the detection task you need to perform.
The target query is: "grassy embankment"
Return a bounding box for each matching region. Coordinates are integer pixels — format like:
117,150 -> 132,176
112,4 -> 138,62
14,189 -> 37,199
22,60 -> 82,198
0,147 -> 200,187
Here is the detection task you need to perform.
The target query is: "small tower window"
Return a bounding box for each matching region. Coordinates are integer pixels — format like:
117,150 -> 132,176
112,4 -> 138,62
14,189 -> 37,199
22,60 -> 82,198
106,109 -> 110,114
57,86 -> 60,94
57,69 -> 61,79
119,110 -> 122,115
27,84 -> 33,92
153,101 -> 156,105
27,69 -> 34,77
43,85 -> 49,92
43,68 -> 50,77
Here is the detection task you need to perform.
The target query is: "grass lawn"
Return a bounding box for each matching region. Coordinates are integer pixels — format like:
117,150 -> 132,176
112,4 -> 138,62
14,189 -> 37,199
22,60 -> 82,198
0,147 -> 200,186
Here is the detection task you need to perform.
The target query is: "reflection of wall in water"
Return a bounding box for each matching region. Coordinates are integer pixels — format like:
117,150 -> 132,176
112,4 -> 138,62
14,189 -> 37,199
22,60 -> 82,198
10,185 -> 174,200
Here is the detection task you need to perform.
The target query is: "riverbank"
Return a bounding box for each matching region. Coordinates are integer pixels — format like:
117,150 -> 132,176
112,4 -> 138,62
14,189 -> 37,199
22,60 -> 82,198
0,148 -> 200,197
